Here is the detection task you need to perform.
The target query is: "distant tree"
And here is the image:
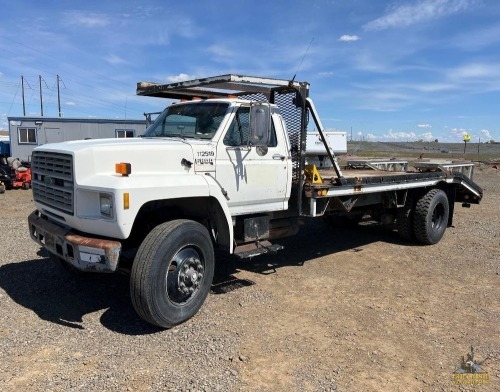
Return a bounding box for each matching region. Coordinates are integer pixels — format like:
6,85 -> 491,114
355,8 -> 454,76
435,139 -> 439,143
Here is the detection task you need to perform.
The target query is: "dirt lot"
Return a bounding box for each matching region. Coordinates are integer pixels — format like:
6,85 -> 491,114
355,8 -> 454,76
0,166 -> 498,391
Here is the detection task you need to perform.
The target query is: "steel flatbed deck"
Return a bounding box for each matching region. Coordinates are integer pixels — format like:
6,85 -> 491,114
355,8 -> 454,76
309,168 -> 483,200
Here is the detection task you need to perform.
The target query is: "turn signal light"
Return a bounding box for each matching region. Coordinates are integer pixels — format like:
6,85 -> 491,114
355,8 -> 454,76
123,192 -> 130,209
115,163 -> 131,176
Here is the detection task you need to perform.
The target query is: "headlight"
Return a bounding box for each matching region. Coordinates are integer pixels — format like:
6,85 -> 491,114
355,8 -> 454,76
99,193 -> 113,217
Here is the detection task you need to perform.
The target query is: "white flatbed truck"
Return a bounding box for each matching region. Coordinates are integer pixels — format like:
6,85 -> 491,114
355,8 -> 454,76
28,75 -> 483,328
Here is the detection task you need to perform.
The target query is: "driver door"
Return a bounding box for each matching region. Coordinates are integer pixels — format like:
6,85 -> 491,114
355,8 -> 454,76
215,106 -> 290,215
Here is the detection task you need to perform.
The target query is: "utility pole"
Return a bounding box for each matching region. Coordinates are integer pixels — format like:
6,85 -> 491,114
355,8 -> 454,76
57,75 -> 61,117
38,76 -> 48,117
39,75 -> 43,116
21,76 -> 26,116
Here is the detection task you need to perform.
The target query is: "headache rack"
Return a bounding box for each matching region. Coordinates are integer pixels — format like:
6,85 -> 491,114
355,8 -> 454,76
136,74 -> 310,101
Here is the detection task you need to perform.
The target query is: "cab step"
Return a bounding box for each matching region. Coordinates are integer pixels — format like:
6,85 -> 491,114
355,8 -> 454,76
233,241 -> 284,259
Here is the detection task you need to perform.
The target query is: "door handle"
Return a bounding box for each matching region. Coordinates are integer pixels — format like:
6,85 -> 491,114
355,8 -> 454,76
273,154 -> 286,160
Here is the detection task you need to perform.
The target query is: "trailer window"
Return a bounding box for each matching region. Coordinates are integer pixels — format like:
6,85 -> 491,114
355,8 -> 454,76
18,127 -> 37,144
116,129 -> 135,138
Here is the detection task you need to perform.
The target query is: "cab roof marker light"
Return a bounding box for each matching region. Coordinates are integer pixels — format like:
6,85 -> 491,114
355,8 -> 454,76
115,163 -> 131,176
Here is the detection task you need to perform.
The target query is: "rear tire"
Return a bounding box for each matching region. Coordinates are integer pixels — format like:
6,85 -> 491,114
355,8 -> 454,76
130,219 -> 214,328
413,189 -> 449,245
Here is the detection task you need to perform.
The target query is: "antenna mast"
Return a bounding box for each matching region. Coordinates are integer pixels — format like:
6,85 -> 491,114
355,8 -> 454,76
291,37 -> 314,82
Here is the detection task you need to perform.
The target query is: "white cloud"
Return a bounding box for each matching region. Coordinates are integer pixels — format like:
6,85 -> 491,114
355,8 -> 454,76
63,11 -> 111,27
417,124 -> 432,129
104,54 -> 127,65
363,0 -> 474,31
448,62 -> 499,80
480,129 -> 491,139
449,128 -> 471,140
419,132 -> 434,141
0,114 -> 7,131
207,45 -> 233,58
384,130 -> 417,140
65,101 -> 76,106
339,35 -> 360,42
165,74 -> 197,83
411,83 -> 456,93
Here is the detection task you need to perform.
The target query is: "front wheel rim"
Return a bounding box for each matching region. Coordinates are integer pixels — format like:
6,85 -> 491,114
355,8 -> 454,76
166,247 -> 205,305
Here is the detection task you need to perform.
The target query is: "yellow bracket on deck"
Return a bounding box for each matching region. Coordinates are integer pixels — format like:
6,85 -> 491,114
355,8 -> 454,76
304,164 -> 324,184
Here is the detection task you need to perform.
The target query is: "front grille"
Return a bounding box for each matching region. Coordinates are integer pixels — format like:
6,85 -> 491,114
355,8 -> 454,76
32,151 -> 74,215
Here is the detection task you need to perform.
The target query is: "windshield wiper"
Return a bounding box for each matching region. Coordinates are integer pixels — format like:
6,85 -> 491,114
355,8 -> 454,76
145,133 -> 189,140
145,133 -> 197,140
166,133 -> 186,139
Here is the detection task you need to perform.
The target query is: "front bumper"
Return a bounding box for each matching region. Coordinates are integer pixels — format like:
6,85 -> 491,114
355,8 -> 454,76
28,210 -> 122,272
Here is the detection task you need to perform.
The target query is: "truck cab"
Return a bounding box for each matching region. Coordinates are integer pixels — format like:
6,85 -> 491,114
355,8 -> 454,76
143,98 -> 293,215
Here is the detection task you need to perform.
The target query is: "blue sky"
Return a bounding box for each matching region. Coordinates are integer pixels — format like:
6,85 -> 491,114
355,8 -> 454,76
1,0 -> 499,142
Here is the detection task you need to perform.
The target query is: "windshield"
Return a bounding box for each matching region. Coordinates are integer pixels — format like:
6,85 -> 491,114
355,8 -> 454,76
143,102 -> 229,139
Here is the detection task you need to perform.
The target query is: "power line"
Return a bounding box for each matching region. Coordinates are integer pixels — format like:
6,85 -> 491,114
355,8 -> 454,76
8,81 -> 20,116
2,37 -> 147,118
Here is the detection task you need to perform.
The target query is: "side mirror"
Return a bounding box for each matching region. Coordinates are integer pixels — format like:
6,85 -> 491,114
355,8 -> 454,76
249,104 -> 271,146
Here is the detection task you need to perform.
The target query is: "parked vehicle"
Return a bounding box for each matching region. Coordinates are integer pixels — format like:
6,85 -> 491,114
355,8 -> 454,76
0,154 -> 31,190
28,75 -> 483,328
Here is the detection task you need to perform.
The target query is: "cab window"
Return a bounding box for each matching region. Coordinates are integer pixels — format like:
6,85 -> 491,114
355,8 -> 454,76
224,107 -> 277,147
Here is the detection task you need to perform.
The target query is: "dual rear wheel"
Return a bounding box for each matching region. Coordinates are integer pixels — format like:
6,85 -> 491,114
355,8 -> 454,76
397,188 -> 449,245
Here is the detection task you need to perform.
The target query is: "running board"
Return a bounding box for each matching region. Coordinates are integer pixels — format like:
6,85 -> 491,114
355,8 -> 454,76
233,241 -> 284,259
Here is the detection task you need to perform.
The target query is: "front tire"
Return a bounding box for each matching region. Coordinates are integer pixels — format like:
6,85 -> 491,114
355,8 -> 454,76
413,189 -> 449,245
130,219 -> 214,328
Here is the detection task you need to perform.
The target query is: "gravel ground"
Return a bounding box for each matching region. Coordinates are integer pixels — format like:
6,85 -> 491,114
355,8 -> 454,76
0,165 -> 498,391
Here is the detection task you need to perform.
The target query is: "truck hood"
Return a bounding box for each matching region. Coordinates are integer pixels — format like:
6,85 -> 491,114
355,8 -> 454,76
33,137 -> 204,182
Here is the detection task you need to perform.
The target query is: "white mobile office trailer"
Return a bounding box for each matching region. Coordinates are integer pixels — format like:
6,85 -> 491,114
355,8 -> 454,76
8,117 -> 146,161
